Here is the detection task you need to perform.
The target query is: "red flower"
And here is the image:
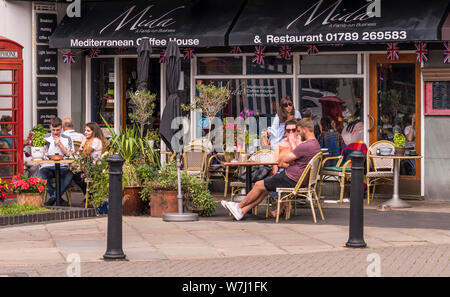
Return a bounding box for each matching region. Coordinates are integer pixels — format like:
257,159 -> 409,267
37,185 -> 44,193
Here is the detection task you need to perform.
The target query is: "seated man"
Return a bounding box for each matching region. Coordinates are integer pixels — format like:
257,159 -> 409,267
62,117 -> 84,143
221,118 -> 321,221
38,117 -> 74,206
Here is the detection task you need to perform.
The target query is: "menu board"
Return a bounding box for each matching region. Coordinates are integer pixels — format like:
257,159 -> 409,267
37,77 -> 58,107
36,13 -> 57,44
36,45 -> 57,75
37,109 -> 58,128
431,81 -> 450,110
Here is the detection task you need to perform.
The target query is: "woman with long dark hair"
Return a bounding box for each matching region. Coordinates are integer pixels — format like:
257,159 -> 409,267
267,97 -> 301,150
73,122 -> 109,205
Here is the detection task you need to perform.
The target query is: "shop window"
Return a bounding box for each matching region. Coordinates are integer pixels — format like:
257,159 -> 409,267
299,78 -> 363,151
300,54 -> 357,74
197,56 -> 242,75
246,55 -> 293,75
91,58 -> 115,127
196,78 -> 293,140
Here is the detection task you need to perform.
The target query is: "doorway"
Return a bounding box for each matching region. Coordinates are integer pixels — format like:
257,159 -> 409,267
369,54 -> 421,195
120,58 -> 161,132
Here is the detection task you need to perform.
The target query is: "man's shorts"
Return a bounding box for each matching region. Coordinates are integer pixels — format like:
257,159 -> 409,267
263,171 -> 297,192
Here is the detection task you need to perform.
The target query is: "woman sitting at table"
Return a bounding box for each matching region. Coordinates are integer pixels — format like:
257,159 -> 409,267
267,97 -> 301,151
72,122 -> 108,199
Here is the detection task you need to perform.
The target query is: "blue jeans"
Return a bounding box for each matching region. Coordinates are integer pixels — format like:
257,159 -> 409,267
38,166 -> 74,200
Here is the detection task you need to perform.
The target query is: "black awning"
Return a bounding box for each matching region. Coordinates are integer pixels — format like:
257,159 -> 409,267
229,0 -> 450,46
49,0 -> 244,48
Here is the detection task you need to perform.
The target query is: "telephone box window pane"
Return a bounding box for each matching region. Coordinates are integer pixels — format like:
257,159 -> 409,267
0,83 -> 12,95
0,70 -> 12,81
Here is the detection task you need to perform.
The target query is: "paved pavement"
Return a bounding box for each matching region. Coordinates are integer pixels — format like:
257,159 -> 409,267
0,194 -> 449,277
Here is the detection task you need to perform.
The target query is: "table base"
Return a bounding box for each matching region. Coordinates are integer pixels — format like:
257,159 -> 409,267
382,197 -> 411,208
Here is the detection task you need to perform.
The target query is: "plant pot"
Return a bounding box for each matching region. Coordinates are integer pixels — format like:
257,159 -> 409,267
394,146 -> 405,156
149,190 -> 178,217
122,186 -> 143,215
17,193 -> 42,207
31,146 -> 45,160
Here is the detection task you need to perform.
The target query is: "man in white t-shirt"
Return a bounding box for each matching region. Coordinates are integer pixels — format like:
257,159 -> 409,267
38,117 -> 74,206
62,117 -> 84,143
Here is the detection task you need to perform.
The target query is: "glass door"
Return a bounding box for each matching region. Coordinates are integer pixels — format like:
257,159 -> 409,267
369,54 -> 421,193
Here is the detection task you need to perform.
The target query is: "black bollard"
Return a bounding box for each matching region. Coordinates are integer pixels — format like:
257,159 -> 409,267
103,154 -> 126,260
345,150 -> 367,248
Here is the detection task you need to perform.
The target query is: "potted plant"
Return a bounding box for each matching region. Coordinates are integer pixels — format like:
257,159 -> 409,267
182,82 -> 231,147
31,124 -> 47,160
128,89 -> 157,138
394,132 -> 406,156
10,175 -> 47,207
147,129 -> 160,148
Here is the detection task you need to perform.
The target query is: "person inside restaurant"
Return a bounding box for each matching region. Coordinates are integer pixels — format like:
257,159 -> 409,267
38,117 -> 74,206
267,97 -> 301,151
0,115 -> 13,176
221,118 -> 320,221
318,116 -> 344,159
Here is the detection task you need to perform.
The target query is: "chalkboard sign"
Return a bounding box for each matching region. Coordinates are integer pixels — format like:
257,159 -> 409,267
36,13 -> 57,44
37,77 -> 57,107
36,45 -> 57,75
37,109 -> 57,128
424,81 -> 450,115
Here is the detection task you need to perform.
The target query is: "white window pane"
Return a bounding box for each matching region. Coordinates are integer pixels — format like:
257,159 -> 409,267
0,70 -> 12,81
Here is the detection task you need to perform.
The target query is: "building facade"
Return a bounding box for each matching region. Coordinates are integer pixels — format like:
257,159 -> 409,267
2,0 -> 450,200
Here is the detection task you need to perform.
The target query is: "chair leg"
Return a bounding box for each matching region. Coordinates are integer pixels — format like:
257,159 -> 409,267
371,185 -> 377,203
314,191 -> 325,221
318,175 -> 324,199
308,195 -> 317,223
275,193 -> 282,223
339,182 -> 345,204
366,181 -> 371,205
66,190 -> 72,207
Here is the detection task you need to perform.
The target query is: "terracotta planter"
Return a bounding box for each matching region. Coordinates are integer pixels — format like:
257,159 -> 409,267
394,146 -> 405,156
17,193 -> 42,207
122,186 -> 143,216
149,190 -> 178,217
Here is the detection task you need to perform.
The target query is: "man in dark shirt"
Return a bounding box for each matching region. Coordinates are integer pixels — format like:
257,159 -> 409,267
221,118 -> 321,221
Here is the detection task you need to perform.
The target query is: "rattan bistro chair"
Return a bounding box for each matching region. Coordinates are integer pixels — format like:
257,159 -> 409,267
183,144 -> 208,179
270,152 -> 324,223
366,140 -> 395,204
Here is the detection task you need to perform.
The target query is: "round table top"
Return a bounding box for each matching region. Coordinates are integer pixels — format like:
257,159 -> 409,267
369,154 -> 422,159
221,161 -> 278,166
30,159 -> 75,165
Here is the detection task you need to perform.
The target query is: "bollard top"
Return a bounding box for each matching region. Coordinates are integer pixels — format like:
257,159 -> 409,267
107,154 -> 125,165
349,150 -> 365,159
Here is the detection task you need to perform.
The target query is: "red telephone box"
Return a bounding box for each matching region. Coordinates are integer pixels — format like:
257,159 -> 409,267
0,37 -> 23,183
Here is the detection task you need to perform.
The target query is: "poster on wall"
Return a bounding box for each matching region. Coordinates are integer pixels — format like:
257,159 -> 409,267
36,13 -> 57,44
36,45 -> 58,75
37,109 -> 58,128
37,77 -> 58,107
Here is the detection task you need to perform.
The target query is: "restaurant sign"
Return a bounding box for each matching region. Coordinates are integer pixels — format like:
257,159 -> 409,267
229,0 -> 449,45
49,0 -> 243,48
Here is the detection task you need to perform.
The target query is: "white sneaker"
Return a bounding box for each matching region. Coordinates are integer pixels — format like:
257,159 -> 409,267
221,200 -> 230,213
226,202 -> 244,221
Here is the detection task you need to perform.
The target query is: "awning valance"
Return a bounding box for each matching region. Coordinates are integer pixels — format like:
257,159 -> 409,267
228,0 -> 450,46
49,0 -> 245,48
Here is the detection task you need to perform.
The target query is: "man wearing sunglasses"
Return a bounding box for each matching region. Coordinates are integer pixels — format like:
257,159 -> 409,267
222,118 -> 320,221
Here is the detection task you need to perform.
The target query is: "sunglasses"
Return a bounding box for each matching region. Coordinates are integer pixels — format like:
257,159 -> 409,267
285,128 -> 297,133
283,102 -> 293,108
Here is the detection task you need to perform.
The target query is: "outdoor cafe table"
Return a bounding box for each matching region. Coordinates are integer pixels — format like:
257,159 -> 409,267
369,154 -> 423,208
221,161 -> 278,195
30,159 -> 74,206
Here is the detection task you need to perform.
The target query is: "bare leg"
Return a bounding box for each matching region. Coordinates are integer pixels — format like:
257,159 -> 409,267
237,180 -> 268,215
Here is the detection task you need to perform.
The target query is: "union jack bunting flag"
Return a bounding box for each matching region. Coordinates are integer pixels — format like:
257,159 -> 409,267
252,45 -> 266,65
415,42 -> 428,63
159,49 -> 166,64
183,48 -> 195,60
386,43 -> 399,61
62,52 -> 76,64
89,48 -> 100,58
279,45 -> 292,60
230,46 -> 242,55
444,42 -> 450,64
330,44 -> 344,47
306,45 -> 319,55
